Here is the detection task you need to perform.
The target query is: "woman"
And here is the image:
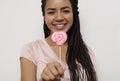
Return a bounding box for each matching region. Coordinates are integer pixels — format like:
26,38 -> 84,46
20,0 -> 98,81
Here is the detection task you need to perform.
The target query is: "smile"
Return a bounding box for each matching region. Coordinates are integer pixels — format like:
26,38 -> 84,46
53,24 -> 66,30
54,24 -> 65,27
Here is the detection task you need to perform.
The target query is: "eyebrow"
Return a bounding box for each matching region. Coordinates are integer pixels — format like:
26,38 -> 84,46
61,6 -> 71,10
46,6 -> 71,11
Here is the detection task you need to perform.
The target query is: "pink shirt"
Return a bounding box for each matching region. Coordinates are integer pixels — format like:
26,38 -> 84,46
20,39 -> 96,81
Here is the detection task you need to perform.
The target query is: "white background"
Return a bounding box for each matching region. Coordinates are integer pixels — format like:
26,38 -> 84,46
0,0 -> 120,81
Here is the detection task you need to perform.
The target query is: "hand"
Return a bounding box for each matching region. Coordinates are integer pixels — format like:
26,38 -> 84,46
41,61 -> 65,81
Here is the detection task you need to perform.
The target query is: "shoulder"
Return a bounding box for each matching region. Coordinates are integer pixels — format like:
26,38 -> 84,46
87,47 -> 96,63
20,39 -> 45,65
87,46 -> 96,59
24,39 -> 42,47
22,39 -> 46,50
21,39 -> 47,57
87,46 -> 97,70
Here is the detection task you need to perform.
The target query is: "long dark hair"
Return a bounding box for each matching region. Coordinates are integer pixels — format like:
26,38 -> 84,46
41,0 -> 97,81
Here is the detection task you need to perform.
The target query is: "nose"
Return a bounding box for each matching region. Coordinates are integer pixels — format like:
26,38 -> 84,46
55,12 -> 64,22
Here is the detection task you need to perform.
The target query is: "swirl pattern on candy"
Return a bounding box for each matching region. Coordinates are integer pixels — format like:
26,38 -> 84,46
51,31 -> 67,45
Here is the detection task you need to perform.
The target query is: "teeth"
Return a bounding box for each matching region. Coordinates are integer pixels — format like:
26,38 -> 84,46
55,24 -> 64,27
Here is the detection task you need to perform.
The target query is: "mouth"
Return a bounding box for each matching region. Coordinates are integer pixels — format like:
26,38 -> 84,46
53,24 -> 66,30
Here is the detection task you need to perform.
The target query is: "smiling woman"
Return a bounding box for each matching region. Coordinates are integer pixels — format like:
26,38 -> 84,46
44,0 -> 73,33
20,0 -> 98,81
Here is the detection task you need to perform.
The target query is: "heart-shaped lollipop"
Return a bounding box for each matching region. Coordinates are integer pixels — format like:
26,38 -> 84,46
51,31 -> 67,45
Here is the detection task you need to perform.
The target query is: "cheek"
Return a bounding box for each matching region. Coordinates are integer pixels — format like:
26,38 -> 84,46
70,16 -> 73,23
66,14 -> 73,25
45,15 -> 54,24
45,15 -> 49,24
45,16 -> 50,26
68,15 -> 73,29
67,13 -> 73,19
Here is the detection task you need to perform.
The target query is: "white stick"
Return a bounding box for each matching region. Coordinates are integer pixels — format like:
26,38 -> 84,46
59,46 -> 62,64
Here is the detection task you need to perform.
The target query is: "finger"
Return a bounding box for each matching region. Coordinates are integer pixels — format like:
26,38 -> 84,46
57,66 -> 65,76
55,76 -> 61,81
48,64 -> 59,77
41,72 -> 50,81
54,62 -> 65,76
43,67 -> 55,80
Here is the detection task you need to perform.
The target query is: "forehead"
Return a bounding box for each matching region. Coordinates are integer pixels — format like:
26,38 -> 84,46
45,0 -> 72,9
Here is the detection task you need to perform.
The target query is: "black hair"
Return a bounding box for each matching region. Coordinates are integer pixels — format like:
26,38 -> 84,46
41,0 -> 97,81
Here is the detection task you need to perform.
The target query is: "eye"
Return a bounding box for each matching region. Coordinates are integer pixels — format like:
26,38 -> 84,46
47,12 -> 55,15
63,10 -> 70,13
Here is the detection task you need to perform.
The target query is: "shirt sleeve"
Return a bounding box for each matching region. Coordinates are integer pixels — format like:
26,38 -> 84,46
20,44 -> 37,65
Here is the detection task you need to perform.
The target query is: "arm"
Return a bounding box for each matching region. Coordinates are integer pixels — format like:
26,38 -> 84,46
20,57 -> 37,81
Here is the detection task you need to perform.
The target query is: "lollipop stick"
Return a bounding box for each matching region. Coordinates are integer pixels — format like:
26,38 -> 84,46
59,46 -> 62,64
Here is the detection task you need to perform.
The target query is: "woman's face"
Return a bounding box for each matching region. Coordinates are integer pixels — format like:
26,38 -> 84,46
44,0 -> 73,33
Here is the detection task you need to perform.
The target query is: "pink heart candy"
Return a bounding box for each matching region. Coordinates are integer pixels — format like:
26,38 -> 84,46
51,31 -> 67,45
